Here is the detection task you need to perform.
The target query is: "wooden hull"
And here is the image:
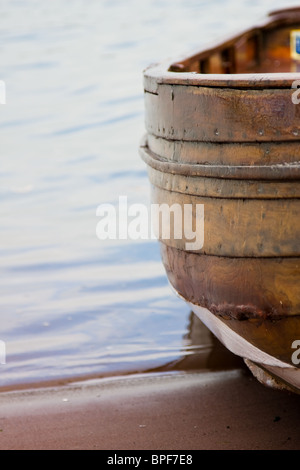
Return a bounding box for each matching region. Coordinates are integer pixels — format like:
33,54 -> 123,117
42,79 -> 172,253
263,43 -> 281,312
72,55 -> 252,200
140,7 -> 300,392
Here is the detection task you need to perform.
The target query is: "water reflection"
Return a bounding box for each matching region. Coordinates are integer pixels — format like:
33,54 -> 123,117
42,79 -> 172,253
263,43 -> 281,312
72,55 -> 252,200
150,312 -> 244,374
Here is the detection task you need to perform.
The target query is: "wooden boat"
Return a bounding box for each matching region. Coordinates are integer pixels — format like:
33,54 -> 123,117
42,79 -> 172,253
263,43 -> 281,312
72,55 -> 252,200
140,7 -> 300,393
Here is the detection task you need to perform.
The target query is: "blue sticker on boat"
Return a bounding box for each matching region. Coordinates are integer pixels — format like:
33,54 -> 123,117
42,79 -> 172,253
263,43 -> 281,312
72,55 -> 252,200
296,35 -> 300,54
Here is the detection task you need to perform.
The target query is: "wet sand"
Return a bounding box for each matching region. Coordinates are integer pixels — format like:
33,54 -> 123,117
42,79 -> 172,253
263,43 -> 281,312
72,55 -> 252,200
0,366 -> 299,450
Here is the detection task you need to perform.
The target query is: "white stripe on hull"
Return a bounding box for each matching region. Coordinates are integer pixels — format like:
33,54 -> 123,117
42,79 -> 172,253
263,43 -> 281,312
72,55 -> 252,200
181,296 -> 300,392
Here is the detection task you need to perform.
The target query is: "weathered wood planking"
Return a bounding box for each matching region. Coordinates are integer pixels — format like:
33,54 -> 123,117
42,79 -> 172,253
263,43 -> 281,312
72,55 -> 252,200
141,7 -> 300,389
140,142 -> 300,180
146,165 -> 300,199
161,244 -> 300,320
146,134 -> 300,166
145,85 -> 300,143
151,185 -> 300,257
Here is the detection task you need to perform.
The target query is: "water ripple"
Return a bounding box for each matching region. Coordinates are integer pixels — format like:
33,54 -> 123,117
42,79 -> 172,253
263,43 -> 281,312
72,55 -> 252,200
49,111 -> 142,136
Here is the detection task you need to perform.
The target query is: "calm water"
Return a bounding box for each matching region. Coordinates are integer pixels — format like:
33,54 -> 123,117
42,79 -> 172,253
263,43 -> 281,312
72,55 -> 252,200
0,0 -> 297,387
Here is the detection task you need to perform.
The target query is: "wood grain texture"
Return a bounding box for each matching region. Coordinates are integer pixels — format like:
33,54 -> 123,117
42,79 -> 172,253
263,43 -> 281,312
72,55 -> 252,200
146,166 -> 300,199
161,244 -> 300,320
145,85 -> 300,143
151,185 -> 300,257
147,134 -> 300,166
140,142 -> 300,180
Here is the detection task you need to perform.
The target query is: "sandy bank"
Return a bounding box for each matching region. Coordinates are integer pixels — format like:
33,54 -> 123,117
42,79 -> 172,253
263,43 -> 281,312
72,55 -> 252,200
0,368 -> 299,450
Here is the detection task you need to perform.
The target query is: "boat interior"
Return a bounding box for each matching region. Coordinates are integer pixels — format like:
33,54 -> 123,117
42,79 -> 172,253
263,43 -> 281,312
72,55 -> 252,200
169,8 -> 300,75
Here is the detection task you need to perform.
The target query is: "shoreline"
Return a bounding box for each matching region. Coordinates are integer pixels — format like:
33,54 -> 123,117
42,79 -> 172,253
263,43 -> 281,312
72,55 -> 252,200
0,367 -> 299,450
0,314 -> 244,394
0,319 -> 298,451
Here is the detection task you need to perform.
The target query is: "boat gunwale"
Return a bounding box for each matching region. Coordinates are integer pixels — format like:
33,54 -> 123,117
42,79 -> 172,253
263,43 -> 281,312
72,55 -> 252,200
144,66 -> 300,90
